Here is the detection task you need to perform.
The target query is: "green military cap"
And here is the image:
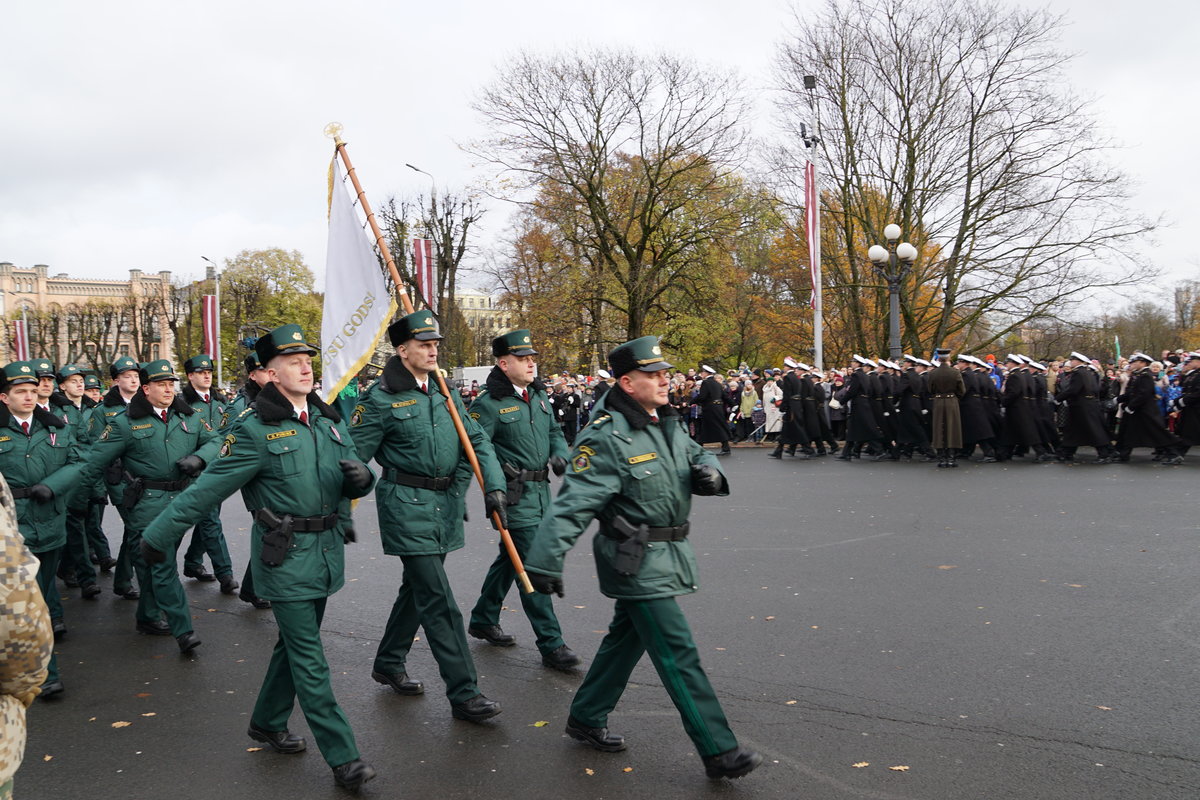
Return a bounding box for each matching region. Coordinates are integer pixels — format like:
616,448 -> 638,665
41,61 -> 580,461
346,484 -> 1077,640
109,356 -> 139,379
32,358 -> 55,378
56,364 -> 84,382
83,372 -> 102,389
183,354 -> 214,373
254,323 -> 318,367
139,358 -> 177,383
607,336 -> 674,377
1,361 -> 39,389
388,310 -> 443,346
492,329 -> 537,357
243,351 -> 264,373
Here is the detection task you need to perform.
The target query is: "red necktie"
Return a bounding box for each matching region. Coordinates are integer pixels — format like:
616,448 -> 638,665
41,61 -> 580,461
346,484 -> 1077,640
522,389 -> 529,403
202,393 -> 209,403
299,410 -> 308,426
160,409 -> 168,423
20,420 -> 29,436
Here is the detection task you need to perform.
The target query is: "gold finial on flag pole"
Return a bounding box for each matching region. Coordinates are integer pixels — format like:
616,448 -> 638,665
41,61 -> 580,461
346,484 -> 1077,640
323,121 -> 344,144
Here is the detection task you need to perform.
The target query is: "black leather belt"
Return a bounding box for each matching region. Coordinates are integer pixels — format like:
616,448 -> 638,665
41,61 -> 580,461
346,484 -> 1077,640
9,486 -> 32,499
143,478 -> 189,491
253,509 -> 339,532
383,469 -> 452,491
602,521 -> 691,542
520,468 -> 549,483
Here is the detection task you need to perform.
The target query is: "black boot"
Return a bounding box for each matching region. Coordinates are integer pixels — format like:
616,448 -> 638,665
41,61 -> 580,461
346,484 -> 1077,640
837,443 -> 854,461
768,443 -> 784,459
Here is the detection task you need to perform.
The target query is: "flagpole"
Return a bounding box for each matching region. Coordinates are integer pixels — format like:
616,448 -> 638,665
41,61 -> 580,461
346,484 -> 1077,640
327,125 -> 534,594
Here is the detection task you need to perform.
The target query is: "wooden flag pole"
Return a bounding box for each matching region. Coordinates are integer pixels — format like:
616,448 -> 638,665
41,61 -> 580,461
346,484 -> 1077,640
327,126 -> 534,594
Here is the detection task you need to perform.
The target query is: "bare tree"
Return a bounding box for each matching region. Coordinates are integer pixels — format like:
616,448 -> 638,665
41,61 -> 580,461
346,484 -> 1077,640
471,48 -> 750,339
775,0 -> 1157,354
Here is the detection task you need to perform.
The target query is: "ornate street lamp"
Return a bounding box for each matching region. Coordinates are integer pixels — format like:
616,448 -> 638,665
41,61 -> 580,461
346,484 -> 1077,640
868,224 -> 918,360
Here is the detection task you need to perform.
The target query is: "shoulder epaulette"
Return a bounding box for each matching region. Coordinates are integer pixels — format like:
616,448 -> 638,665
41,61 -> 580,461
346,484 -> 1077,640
589,414 -> 611,428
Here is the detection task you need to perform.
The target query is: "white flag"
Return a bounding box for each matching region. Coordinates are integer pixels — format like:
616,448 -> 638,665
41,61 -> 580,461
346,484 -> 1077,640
321,159 -> 397,403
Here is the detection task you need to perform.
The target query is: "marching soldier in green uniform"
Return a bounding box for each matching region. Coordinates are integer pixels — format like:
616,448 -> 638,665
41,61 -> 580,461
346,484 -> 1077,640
76,371 -> 119,575
89,356 -> 144,600
223,351 -> 273,609
0,361 -> 86,697
179,354 -> 238,594
466,329 -> 579,670
525,336 -> 762,780
50,364 -> 104,600
350,310 -> 508,723
141,324 -> 378,791
80,359 -> 222,652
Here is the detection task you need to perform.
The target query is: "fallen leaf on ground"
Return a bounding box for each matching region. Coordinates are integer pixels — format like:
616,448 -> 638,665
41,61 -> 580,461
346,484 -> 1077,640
135,693 -> 151,698
573,605 -> 586,609
584,768 -> 594,776
246,747 -> 263,752
811,625 -> 819,629
715,647 -> 726,651
111,721 -> 131,728
889,765 -> 909,772
852,761 -> 869,768
765,616 -> 776,621
1095,705 -> 1112,711
532,721 -> 549,727
937,565 -> 958,570
1066,584 -> 1084,588
88,717 -> 96,722
623,767 -> 633,772
207,608 -> 217,612
140,713 -> 156,717
43,755 -> 52,762
785,700 -> 797,705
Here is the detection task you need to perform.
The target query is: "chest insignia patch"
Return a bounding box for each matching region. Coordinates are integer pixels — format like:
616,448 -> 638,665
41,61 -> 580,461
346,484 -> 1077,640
131,423 -> 153,431
201,419 -> 212,431
392,399 -> 418,408
0,436 -> 10,443
220,413 -> 230,427
218,433 -> 236,458
627,452 -> 657,464
351,404 -> 365,427
266,429 -> 297,441
100,425 -> 112,441
539,398 -> 546,412
329,425 -> 342,443
499,406 -> 520,415
572,453 -> 590,472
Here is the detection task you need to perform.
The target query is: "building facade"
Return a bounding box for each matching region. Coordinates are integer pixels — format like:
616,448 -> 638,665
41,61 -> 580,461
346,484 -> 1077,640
0,262 -> 175,371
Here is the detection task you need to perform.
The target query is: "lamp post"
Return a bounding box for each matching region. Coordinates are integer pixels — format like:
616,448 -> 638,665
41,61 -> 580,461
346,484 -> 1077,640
201,256 -> 222,391
868,224 -> 918,361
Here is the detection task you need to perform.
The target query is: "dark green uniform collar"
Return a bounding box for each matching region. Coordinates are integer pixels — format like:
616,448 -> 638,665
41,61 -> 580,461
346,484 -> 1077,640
483,365 -> 546,399
127,391 -> 196,420
379,355 -> 445,397
597,384 -> 677,431
254,380 -> 341,424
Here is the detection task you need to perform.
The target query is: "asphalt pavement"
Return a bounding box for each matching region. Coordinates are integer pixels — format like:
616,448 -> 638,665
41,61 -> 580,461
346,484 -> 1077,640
17,446 -> 1200,799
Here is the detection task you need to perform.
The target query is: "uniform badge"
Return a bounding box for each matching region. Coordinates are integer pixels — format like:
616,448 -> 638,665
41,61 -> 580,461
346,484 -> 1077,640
220,413 -> 229,427
469,411 -> 480,421
219,433 -> 236,458
99,425 -> 112,441
351,404 -> 365,427
572,452 -> 591,472
201,419 -> 212,431
539,398 -> 546,413
330,426 -> 342,443
180,420 -> 190,433
628,452 -> 657,464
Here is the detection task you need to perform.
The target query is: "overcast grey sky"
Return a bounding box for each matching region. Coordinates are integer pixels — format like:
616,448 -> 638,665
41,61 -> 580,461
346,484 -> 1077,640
2,0 -> 1197,306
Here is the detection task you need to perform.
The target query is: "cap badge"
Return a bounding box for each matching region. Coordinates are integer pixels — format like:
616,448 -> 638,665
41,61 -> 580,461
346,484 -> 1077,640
292,331 -> 302,340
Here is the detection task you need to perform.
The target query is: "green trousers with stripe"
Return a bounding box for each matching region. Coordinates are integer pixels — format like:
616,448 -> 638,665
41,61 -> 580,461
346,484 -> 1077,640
571,597 -> 738,757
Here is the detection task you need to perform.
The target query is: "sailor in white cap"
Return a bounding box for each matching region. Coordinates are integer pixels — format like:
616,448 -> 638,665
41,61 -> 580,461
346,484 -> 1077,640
1114,353 -> 1184,464
837,356 -> 884,460
1172,351 -> 1200,461
895,355 -> 934,460
694,364 -> 731,455
954,355 -> 999,461
593,368 -> 614,401
770,359 -> 809,459
998,354 -> 1052,461
1023,359 -> 1060,456
1053,351 -> 1113,463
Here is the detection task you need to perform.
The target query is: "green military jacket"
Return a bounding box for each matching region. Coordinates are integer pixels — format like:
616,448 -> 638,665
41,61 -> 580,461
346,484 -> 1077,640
0,405 -> 84,552
468,368 -> 567,530
88,386 -> 135,508
80,392 -> 222,531
221,383 -> 259,432
183,383 -> 228,431
350,356 -> 505,557
525,387 -> 728,601
142,383 -> 373,602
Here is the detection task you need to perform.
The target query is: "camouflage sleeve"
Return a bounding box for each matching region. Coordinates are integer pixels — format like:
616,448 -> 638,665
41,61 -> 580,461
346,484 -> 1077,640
0,475 -> 53,707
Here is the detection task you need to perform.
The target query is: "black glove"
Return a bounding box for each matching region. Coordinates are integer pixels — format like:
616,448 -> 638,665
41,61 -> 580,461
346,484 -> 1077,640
27,484 -> 54,503
484,490 -> 508,530
342,520 -> 357,544
175,455 -> 205,477
339,460 -> 373,492
549,456 -> 567,476
140,538 -> 167,564
528,571 -> 564,597
690,463 -> 726,496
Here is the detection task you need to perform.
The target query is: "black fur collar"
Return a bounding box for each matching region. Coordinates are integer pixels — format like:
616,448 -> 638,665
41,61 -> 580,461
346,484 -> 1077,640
182,383 -> 226,405
33,405 -> 67,429
484,366 -> 546,399
379,355 -> 446,397
82,395 -> 97,409
128,390 -> 196,420
254,381 -> 341,424
243,381 -> 261,402
603,384 -> 677,430
103,385 -> 130,408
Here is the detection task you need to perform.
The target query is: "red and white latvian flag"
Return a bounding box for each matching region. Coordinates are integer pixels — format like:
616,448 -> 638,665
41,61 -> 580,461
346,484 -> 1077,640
320,159 -> 398,403
11,319 -> 29,360
805,159 -> 821,310
200,295 -> 218,359
412,238 -> 437,312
